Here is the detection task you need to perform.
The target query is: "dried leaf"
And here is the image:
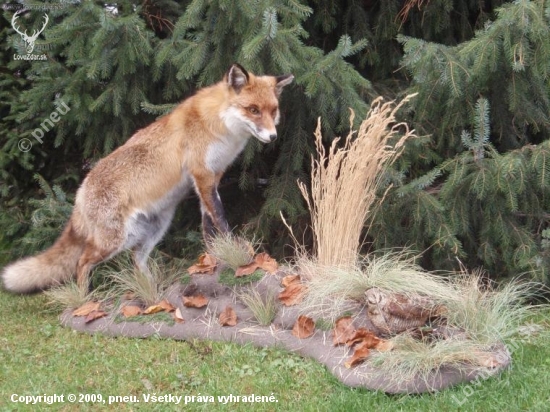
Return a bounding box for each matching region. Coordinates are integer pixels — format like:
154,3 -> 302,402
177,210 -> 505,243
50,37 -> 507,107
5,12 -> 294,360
255,252 -> 278,273
158,299 -> 176,313
292,315 -> 315,339
281,274 -> 301,287
183,294 -> 209,308
219,306 -> 237,326
344,341 -> 371,368
333,316 -> 356,346
346,328 -> 381,348
73,301 -> 101,317
344,327 -> 392,353
84,310 -> 107,323
143,304 -> 164,315
121,305 -> 142,318
173,308 -> 185,323
187,253 -> 217,275
235,262 -> 259,277
278,283 -> 306,306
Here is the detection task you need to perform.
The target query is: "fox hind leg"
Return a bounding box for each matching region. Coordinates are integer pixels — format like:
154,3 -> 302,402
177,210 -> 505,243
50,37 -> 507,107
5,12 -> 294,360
77,241 -> 120,292
129,209 -> 176,275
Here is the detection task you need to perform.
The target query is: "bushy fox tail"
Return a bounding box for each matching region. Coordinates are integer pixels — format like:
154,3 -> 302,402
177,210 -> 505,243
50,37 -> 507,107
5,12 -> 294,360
1,220 -> 85,293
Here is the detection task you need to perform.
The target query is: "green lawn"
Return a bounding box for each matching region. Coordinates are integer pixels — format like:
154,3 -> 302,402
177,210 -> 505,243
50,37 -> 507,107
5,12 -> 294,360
1,290 -> 549,411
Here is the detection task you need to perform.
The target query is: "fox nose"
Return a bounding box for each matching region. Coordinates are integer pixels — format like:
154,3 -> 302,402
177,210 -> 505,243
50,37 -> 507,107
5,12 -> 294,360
269,134 -> 277,142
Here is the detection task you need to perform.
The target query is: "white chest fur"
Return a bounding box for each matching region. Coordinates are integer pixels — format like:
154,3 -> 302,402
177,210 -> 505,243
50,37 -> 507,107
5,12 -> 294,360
205,135 -> 249,174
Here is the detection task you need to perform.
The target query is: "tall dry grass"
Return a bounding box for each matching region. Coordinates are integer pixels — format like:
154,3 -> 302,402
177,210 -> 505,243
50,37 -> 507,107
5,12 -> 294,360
298,96 -> 416,268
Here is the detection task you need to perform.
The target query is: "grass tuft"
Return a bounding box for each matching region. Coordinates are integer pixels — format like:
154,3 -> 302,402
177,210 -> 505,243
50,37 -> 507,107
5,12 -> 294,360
298,252 -> 456,322
208,233 -> 259,270
97,252 -> 182,306
44,281 -> 93,309
238,287 -> 278,326
366,334 -> 498,385
443,272 -> 542,344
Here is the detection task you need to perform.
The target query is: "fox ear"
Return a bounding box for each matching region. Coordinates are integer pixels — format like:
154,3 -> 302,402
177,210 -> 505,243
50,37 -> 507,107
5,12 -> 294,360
227,64 -> 249,93
275,74 -> 294,96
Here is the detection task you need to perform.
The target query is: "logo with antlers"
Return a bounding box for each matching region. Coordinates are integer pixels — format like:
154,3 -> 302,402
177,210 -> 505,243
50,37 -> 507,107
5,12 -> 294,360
11,11 -> 49,54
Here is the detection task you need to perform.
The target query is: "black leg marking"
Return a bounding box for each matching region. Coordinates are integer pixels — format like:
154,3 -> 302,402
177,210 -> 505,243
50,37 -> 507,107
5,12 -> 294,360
201,186 -> 229,242
211,186 -> 229,233
202,212 -> 217,242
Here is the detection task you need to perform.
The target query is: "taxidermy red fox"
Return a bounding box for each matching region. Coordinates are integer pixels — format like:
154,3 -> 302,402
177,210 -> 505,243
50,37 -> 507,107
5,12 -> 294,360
2,64 -> 294,293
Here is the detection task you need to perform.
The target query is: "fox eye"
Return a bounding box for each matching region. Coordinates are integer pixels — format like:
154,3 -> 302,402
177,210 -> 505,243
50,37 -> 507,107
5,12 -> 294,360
247,106 -> 260,115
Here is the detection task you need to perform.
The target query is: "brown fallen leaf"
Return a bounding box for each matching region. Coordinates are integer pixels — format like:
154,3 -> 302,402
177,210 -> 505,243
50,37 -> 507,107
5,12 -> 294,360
343,327 -> 392,353
292,315 -> 315,339
121,305 -> 142,318
187,253 -> 217,275
143,304 -> 165,315
183,294 -> 209,308
255,252 -> 278,273
158,299 -> 176,313
73,301 -> 101,317
173,307 -> 185,323
333,316 -> 356,346
234,253 -> 279,277
219,306 -> 238,326
235,261 -> 259,277
84,310 -> 107,323
281,274 -> 301,287
278,283 -> 306,306
346,328 -> 381,348
344,341 -> 371,368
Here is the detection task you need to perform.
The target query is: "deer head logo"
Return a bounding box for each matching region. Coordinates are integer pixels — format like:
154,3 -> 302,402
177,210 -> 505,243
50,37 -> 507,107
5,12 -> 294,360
11,11 -> 49,54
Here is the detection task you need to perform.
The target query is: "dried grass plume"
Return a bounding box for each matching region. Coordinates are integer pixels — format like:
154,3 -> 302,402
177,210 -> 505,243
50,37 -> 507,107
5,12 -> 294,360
299,95 -> 416,267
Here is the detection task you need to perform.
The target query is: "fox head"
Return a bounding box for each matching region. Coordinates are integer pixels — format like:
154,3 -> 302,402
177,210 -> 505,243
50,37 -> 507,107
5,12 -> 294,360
222,64 -> 294,144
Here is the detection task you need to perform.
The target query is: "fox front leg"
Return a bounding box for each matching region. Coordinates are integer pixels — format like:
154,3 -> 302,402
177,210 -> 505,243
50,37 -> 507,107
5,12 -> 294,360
200,186 -> 230,240
192,173 -> 230,242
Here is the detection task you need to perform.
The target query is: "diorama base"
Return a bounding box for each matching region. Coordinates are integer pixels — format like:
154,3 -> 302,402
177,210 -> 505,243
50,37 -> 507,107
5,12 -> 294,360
60,270 -> 510,394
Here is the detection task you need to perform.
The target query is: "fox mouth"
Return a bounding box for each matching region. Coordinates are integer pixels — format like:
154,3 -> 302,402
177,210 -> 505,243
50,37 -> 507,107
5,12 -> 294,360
253,133 -> 273,144
249,126 -> 276,144
246,126 -> 267,143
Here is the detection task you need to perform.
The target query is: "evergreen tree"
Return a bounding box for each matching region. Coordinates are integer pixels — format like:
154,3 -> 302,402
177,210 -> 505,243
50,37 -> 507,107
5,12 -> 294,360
371,0 -> 550,282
